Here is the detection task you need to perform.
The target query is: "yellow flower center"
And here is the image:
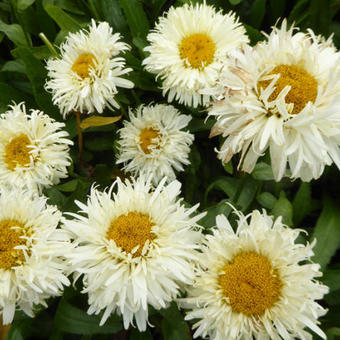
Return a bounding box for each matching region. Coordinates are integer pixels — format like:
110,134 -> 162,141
72,53 -> 97,79
139,128 -> 160,154
258,64 -> 318,114
218,252 -> 282,316
4,134 -> 32,171
0,219 -> 28,270
106,212 -> 155,257
179,33 -> 216,69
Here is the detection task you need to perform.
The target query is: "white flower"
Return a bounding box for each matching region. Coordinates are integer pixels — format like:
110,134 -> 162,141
45,20 -> 134,118
116,104 -> 194,184
0,103 -> 72,192
0,187 -> 71,325
143,3 -> 248,107
182,208 -> 328,340
206,20 -> 340,181
64,176 -> 204,331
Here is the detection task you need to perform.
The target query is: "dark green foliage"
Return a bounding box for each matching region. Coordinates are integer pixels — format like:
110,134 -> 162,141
0,0 -> 339,339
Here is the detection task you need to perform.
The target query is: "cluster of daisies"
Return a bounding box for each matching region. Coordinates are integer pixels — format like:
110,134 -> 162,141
0,1 -> 338,339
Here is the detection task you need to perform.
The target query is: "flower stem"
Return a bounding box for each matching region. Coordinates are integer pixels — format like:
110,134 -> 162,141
39,32 -> 58,57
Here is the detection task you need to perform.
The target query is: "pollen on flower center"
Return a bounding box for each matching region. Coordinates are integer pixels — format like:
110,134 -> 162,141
4,134 -> 32,171
179,33 -> 216,69
218,252 -> 282,316
139,128 -> 160,154
258,64 -> 318,114
0,219 -> 28,270
72,53 -> 97,79
106,212 -> 155,257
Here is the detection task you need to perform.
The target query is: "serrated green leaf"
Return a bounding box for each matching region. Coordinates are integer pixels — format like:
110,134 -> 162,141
257,192 -> 277,210
118,0 -> 149,39
271,191 -> 293,226
311,197 -> 340,269
251,162 -> 274,181
0,20 -> 28,46
44,4 -> 81,32
54,299 -> 122,335
293,182 -> 312,225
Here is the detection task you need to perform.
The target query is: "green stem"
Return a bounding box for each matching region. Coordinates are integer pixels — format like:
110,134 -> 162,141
39,32 -> 58,57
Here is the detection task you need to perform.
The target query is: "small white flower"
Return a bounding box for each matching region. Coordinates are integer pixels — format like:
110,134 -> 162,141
206,20 -> 340,181
182,208 -> 328,340
64,176 -> 204,331
143,3 -> 248,107
45,20 -> 134,118
0,187 -> 71,324
0,103 -> 72,192
116,104 -> 194,184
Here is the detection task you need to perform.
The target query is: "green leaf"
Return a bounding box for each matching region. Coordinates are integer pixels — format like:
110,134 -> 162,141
0,82 -> 34,112
0,20 -> 28,46
55,299 -> 122,335
44,4 -> 81,32
321,269 -> 340,293
223,161 -> 233,175
309,0 -> 331,36
257,192 -> 277,210
236,176 -> 260,212
250,0 -> 267,28
200,199 -> 232,228
99,0 -> 128,34
293,182 -> 312,225
311,197 -> 340,269
251,162 -> 274,181
229,0 -> 242,4
17,0 -> 36,11
1,60 -> 26,73
160,304 -> 191,340
288,0 -> 309,24
118,0 -> 149,39
204,177 -> 239,206
12,47 -> 60,120
84,135 -> 114,152
244,24 -> 263,44
55,179 -> 78,192
271,191 -> 293,226
130,328 -> 153,340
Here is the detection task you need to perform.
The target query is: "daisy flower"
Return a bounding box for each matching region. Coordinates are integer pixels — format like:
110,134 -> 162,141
64,176 -> 204,331
116,104 -> 194,184
207,20 -> 340,181
143,2 -> 248,107
182,208 -> 328,340
45,20 -> 134,118
0,187 -> 71,324
0,103 -> 72,192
